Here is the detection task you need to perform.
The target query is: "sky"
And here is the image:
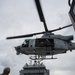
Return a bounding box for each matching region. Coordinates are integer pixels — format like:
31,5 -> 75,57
0,0 -> 75,75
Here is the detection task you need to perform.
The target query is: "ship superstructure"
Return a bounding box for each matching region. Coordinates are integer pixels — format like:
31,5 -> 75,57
19,56 -> 49,75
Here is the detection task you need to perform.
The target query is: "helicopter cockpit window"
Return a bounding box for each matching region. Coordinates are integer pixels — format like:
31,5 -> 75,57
22,40 -> 29,47
35,39 -> 54,47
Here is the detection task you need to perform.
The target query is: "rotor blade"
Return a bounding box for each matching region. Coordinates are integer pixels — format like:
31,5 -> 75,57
49,24 -> 72,32
34,0 -> 48,32
6,31 -> 45,39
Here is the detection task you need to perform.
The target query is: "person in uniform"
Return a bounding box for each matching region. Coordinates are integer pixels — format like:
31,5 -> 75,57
0,67 -> 10,75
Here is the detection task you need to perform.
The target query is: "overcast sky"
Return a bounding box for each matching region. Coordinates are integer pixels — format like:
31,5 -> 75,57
0,0 -> 75,75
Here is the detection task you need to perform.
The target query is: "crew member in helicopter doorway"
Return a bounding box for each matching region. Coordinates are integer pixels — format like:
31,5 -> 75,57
0,67 -> 10,75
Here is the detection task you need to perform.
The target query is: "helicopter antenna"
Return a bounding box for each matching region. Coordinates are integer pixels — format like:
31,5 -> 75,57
34,0 -> 48,32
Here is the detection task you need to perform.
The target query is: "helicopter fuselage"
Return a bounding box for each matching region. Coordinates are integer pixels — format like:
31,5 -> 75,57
15,34 -> 75,56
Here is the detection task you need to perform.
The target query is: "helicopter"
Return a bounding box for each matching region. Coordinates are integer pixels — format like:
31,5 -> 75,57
6,0 -> 75,58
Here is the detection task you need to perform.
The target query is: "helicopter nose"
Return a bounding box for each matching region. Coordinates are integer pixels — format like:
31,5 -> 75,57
15,46 -> 21,55
15,46 -> 21,50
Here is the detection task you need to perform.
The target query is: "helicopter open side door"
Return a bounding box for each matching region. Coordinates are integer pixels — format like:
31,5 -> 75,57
69,0 -> 75,30
35,38 -> 54,48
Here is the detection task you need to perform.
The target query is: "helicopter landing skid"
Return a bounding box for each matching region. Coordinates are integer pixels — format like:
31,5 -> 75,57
29,55 -> 57,61
29,55 -> 57,65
